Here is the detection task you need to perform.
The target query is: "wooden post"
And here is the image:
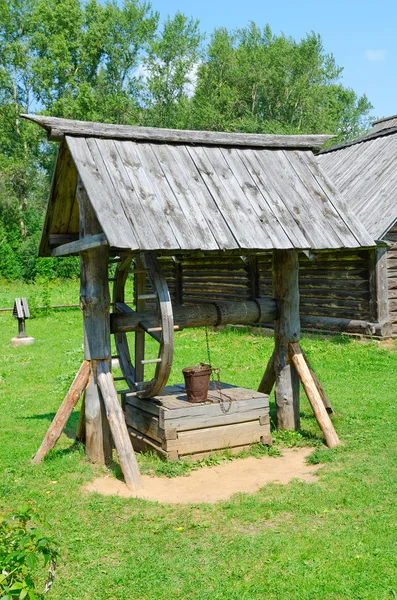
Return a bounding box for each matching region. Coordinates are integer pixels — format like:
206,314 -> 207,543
273,250 -> 300,430
96,360 -> 143,490
289,343 -> 340,448
32,360 -> 90,463
77,179 -> 112,464
369,247 -> 389,328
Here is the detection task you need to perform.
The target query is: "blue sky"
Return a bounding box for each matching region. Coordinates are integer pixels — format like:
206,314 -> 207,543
149,0 -> 397,121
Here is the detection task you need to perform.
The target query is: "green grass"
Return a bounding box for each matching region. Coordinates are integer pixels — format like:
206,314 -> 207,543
1,280 -> 397,599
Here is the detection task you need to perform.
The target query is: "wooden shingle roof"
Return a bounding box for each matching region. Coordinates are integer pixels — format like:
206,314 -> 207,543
318,125 -> 397,240
23,115 -> 375,256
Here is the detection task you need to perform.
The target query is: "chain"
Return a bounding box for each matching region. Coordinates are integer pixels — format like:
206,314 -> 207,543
205,327 -> 231,414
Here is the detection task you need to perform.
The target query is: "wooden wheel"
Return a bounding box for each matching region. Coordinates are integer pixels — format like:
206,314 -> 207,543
112,253 -> 174,398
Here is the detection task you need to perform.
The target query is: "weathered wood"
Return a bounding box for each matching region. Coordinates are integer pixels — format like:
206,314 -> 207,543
51,233 -> 107,257
299,348 -> 334,415
22,114 -> 332,150
32,361 -> 90,463
78,178 -> 112,463
288,343 -> 340,448
165,420 -> 269,455
75,394 -> 86,442
38,141 -> 79,257
96,360 -> 143,490
124,383 -> 270,459
273,250 -> 300,430
369,247 -> 389,323
258,350 -> 276,394
49,233 -> 79,247
300,315 -> 378,335
111,297 -> 277,333
84,368 -> 112,463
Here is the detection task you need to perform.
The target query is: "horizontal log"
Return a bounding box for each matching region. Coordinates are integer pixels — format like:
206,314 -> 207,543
301,315 -> 378,335
22,114 -> 332,150
111,298 -> 277,333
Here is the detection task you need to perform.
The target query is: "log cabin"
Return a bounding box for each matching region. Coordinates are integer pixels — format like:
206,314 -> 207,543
316,115 -> 397,336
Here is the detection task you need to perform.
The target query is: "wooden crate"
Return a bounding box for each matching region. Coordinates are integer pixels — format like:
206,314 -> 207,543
122,382 -> 271,460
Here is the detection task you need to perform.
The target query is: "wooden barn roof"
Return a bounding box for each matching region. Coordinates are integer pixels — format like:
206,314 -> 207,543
23,115 -> 375,256
318,124 -> 397,240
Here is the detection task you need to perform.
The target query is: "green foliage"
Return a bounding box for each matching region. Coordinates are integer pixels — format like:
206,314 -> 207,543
0,505 -> 59,599
0,3 -> 374,282
192,24 -> 372,140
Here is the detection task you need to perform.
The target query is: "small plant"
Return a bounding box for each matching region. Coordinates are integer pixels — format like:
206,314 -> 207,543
307,446 -> 338,465
0,505 -> 59,599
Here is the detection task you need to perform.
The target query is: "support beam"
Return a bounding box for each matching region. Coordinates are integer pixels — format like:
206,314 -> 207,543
96,360 -> 143,491
258,350 -> 276,394
111,297 -> 277,333
273,250 -> 300,430
289,343 -> 340,448
32,360 -> 90,463
51,233 -> 107,257
78,179 -> 112,464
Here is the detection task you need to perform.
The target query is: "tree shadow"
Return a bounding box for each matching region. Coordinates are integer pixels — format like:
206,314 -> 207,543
23,411 -> 81,440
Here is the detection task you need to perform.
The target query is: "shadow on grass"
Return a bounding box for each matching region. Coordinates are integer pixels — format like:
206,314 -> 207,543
24,412 -> 81,440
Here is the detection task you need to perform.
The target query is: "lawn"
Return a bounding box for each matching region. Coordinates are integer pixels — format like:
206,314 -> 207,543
1,279 -> 397,599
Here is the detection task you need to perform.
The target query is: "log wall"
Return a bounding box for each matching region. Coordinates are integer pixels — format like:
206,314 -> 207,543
121,250 -> 377,334
385,225 -> 397,335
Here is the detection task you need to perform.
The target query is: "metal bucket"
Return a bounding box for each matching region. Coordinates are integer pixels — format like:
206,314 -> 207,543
182,363 -> 212,403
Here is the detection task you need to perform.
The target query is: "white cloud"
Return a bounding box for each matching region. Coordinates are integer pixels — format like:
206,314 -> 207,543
365,49 -> 387,62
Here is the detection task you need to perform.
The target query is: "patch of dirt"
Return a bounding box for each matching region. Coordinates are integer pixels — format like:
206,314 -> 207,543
84,448 -> 320,504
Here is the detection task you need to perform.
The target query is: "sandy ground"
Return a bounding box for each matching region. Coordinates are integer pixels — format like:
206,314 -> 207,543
84,448 -> 320,504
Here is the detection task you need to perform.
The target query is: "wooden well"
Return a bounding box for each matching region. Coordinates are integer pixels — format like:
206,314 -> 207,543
122,382 -> 271,461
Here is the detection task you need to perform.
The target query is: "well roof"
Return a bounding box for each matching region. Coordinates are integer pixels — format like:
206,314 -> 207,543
22,115 -> 375,256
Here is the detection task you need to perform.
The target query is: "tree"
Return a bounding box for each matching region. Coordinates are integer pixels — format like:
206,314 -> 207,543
191,23 -> 372,140
142,12 -> 203,128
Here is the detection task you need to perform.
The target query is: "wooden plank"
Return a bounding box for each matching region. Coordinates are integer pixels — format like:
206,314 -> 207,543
95,139 -> 159,250
97,360 -> 143,490
220,148 -> 294,249
205,145 -> 288,250
288,343 -> 340,448
124,405 -> 163,443
115,141 -> 178,249
285,150 -> 359,247
238,148 -> 308,248
168,145 -> 237,250
152,144 -> 220,250
32,361 -> 90,463
165,420 -> 269,454
66,136 -> 134,249
134,144 -> 198,250
51,233 -> 107,256
39,141 -> 78,256
164,408 -> 269,432
185,145 -> 255,249
49,233 -> 79,246
22,114 -> 332,149
300,149 -> 375,247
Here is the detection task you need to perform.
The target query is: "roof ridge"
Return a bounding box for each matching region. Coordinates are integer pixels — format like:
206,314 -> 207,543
21,114 -> 332,152
319,125 -> 397,155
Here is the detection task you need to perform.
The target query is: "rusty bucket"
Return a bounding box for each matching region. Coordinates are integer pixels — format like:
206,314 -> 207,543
182,363 -> 212,403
